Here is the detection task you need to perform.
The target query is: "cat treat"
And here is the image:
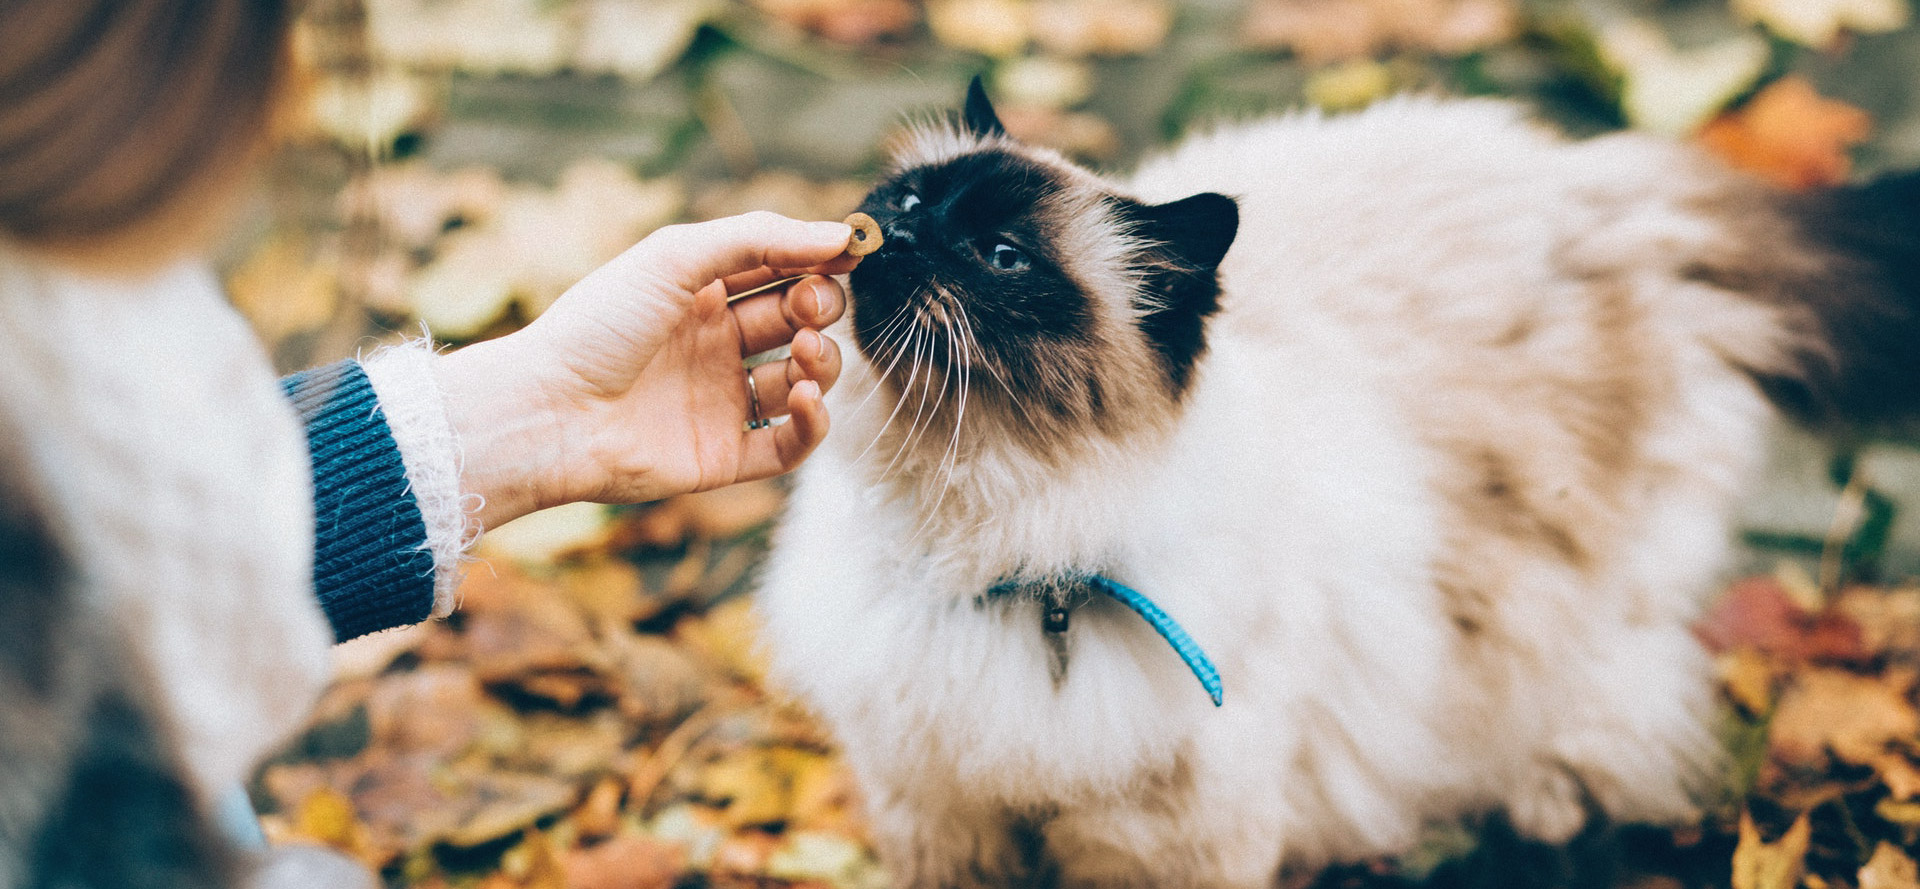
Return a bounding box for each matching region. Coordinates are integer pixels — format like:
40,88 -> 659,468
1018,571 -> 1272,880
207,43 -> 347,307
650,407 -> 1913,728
843,212 -> 883,256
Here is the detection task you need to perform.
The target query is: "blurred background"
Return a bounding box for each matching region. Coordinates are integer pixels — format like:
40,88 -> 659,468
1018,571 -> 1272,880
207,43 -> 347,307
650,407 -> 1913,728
238,1 -> 1920,887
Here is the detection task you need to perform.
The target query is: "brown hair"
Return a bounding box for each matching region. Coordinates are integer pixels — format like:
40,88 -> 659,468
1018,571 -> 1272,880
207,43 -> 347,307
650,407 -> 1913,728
0,0 -> 294,255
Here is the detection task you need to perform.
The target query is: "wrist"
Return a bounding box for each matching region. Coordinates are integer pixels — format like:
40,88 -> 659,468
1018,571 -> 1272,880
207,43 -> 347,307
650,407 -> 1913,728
432,333 -> 579,531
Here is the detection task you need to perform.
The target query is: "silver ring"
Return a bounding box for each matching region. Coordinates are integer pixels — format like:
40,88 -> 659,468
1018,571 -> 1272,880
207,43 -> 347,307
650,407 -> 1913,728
745,370 -> 771,430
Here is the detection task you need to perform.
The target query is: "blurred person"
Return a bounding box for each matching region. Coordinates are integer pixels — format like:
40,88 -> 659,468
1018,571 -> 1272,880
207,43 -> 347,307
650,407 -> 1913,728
0,1 -> 856,885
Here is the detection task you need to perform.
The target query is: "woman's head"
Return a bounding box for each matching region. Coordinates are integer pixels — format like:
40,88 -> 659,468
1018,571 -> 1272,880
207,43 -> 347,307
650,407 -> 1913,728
0,0 -> 294,262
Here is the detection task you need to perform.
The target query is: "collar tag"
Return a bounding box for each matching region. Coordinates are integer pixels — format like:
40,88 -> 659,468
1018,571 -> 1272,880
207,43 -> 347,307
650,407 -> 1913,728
988,573 -> 1223,707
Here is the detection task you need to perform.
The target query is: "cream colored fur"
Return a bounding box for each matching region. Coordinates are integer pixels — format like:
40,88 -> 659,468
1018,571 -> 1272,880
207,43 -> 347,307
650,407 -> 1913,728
756,97 -> 1799,887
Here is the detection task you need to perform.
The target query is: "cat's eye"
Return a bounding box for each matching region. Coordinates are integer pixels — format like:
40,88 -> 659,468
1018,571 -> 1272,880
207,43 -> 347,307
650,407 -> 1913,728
900,193 -> 922,212
987,242 -> 1030,272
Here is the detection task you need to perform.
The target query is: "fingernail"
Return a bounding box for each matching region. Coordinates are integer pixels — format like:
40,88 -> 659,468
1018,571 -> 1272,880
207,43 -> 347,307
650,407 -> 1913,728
810,280 -> 832,318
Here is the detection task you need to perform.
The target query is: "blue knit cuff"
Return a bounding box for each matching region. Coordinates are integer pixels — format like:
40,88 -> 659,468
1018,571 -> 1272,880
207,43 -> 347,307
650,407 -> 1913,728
282,360 -> 436,642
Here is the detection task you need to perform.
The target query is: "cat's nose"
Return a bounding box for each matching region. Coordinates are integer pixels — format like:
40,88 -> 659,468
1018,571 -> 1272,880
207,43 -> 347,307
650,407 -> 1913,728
881,218 -> 917,249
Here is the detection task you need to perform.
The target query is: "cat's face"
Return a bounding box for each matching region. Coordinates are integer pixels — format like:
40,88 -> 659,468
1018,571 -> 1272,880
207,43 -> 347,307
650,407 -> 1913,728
846,80 -> 1239,455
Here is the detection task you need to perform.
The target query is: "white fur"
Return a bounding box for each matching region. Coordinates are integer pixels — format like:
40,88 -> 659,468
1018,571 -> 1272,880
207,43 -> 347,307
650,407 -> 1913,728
758,97 -> 1786,887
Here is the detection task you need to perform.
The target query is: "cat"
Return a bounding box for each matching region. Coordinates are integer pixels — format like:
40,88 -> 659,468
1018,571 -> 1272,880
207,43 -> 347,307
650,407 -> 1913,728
753,78 -> 1920,888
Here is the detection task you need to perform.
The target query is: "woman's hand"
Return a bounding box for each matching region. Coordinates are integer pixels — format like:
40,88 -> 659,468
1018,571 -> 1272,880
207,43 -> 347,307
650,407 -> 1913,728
433,211 -> 857,531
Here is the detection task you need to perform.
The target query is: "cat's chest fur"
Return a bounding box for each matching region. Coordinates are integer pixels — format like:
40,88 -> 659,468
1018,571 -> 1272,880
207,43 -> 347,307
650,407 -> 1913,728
755,95 -> 1793,884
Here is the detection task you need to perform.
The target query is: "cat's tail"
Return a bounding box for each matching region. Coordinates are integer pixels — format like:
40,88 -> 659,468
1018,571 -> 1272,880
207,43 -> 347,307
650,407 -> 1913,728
1735,169 -> 1920,427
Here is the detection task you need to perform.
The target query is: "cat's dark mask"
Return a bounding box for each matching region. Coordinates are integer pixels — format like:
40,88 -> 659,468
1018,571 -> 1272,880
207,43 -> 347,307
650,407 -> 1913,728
848,78 -> 1238,448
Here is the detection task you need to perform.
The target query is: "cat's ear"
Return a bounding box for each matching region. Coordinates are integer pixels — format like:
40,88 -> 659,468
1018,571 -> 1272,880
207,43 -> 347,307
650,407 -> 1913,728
1130,192 -> 1239,272
1120,192 -> 1239,392
963,76 -> 1007,139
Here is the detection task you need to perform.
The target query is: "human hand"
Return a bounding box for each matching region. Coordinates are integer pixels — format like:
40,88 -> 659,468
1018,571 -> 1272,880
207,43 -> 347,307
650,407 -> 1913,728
433,211 -> 857,531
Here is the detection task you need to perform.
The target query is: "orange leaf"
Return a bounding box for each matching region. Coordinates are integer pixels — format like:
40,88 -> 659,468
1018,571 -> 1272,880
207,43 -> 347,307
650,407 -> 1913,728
1698,77 -> 1873,190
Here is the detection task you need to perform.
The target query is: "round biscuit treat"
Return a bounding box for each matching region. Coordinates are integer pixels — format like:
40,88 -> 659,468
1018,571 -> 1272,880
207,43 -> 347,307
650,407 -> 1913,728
843,212 -> 883,257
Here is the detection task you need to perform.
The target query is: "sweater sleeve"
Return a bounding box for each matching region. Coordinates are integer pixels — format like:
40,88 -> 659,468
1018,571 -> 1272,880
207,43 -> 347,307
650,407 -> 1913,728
282,346 -> 472,641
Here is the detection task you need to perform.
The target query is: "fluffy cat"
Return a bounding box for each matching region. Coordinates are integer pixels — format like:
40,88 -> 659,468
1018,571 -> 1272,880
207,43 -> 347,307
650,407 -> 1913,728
753,80 -> 1920,888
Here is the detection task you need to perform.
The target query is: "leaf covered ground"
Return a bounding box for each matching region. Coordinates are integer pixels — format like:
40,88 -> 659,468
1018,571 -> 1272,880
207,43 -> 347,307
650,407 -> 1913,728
238,0 -> 1920,886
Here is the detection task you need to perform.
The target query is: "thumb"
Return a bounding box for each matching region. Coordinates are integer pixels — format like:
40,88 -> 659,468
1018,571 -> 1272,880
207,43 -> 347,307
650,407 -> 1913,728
640,211 -> 853,295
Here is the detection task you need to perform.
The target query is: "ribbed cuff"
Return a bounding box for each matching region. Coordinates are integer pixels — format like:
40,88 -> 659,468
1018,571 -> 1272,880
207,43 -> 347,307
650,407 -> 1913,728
360,341 -> 473,618
283,360 -> 435,641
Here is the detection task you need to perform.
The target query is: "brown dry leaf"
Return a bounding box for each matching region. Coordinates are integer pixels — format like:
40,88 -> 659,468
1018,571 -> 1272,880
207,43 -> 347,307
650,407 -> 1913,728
1769,668 -> 1920,766
1836,587 -> 1920,658
1731,812 -> 1811,889
565,831 -> 688,889
608,634 -> 712,727
1243,0 -> 1516,62
440,772 -> 584,849
751,0 -> 918,44
561,557 -> 661,628
678,481 -> 786,541
1877,752 -> 1920,801
697,750 -> 797,829
677,598 -> 771,683
574,778 -> 627,840
502,831 -> 569,889
1860,842 -> 1920,889
365,663 -> 488,757
1699,77 -> 1873,191
712,831 -> 782,875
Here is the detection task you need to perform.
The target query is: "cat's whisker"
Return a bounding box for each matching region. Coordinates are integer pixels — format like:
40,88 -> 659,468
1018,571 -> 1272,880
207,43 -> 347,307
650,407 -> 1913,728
845,300 -> 918,420
855,322 -> 925,467
881,316 -> 947,483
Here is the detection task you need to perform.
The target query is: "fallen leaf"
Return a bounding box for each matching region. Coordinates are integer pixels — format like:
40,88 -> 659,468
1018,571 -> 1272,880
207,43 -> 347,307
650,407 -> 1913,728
1600,19 -> 1769,136
1836,587 -> 1920,661
293,787 -> 374,861
1860,842 -> 1920,889
1769,668 -> 1920,766
1719,649 -> 1778,715
227,237 -> 339,347
565,832 -> 687,889
677,598 -> 771,683
1030,0 -> 1172,56
482,503 -> 617,566
574,778 -> 627,840
1304,59 -> 1397,112
1731,811 -> 1811,889
927,0 -> 1034,57
766,832 -> 886,888
440,772 -> 584,849
1732,0 -> 1910,48
364,663 -> 488,757
1243,0 -> 1517,62
1696,575 -> 1867,662
751,0 -> 919,44
1699,77 -> 1873,190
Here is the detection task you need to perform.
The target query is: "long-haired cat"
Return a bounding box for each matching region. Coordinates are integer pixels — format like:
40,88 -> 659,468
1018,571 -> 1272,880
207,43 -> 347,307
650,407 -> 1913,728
754,79 -> 1920,888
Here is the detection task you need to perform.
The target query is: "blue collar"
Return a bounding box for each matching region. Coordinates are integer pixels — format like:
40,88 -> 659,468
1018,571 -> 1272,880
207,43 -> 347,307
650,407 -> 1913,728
989,573 -> 1223,707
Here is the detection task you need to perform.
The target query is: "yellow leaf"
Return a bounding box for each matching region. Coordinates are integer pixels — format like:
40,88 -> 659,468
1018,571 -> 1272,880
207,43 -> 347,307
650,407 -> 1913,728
1860,842 -> 1920,889
1304,60 -> 1397,112
294,787 -> 371,859
1732,0 -> 1910,48
1731,812 -> 1810,889
1600,19 -> 1769,136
